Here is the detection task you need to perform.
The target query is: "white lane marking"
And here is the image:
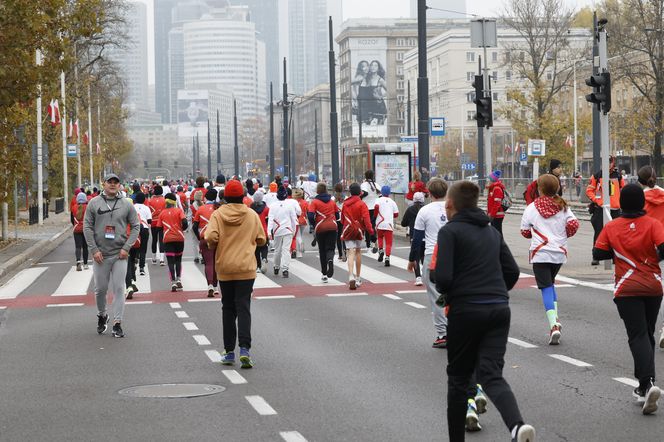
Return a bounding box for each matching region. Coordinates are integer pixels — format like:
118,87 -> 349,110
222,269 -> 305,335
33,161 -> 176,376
255,272 -> 281,288
530,284 -> 575,289
179,261 -> 210,292
519,272 -> 534,278
52,266 -> 94,297
205,349 -> 222,363
288,260 -> 344,286
222,370 -> 248,385
326,292 -> 368,297
549,354 -> 593,367
383,294 -> 402,300
508,337 -> 538,349
0,306 -> 6,310
280,431 -> 308,442
46,303 -> 85,307
169,302 -> 181,309
188,298 -> 217,303
175,311 -> 189,318
36,261 -> 69,265
397,290 -> 427,294
333,260 -> 405,283
613,377 -> 639,388
0,267 -> 48,299
256,295 -> 296,300
126,301 -> 152,305
246,395 -> 278,415
556,275 -> 613,292
379,254 -> 410,270
193,335 -> 211,346
136,265 -> 151,293
183,322 -> 199,331
404,301 -> 427,309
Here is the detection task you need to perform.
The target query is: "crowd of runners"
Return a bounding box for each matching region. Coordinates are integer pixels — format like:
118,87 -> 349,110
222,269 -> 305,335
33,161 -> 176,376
70,159 -> 664,441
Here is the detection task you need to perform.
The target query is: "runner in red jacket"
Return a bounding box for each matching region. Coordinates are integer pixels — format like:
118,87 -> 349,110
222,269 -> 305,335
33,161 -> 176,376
486,170 -> 506,236
308,182 -> 340,281
341,183 -> 374,289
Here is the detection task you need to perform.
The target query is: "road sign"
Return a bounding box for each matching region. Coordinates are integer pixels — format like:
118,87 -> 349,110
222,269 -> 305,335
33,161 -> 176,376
430,117 -> 446,136
400,136 -> 418,143
520,152 -> 527,162
461,163 -> 476,171
527,139 -> 546,156
67,144 -> 77,158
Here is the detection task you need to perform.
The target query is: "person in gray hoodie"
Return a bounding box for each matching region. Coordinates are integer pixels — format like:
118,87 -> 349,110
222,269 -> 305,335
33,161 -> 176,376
84,173 -> 140,338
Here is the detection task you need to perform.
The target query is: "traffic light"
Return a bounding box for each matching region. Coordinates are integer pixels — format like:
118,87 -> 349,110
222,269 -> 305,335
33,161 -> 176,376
585,71 -> 611,114
472,75 -> 493,128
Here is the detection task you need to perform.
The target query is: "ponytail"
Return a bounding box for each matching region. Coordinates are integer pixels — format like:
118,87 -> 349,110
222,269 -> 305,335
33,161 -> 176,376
76,203 -> 85,220
552,195 -> 568,211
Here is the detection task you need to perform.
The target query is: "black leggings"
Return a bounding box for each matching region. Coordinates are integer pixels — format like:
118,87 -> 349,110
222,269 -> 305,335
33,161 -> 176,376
138,227 -> 149,269
336,221 -> 346,257
151,226 -> 164,255
365,209 -> 377,248
255,244 -> 268,268
316,230 -> 337,274
73,232 -> 88,264
125,248 -> 138,288
164,241 -> 184,281
220,279 -> 255,351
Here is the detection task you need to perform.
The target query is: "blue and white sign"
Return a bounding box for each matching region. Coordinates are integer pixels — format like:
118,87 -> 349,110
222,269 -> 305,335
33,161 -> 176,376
430,117 -> 446,136
461,163 -> 476,171
400,136 -> 418,143
520,152 -> 527,162
527,139 -> 546,156
67,144 -> 77,158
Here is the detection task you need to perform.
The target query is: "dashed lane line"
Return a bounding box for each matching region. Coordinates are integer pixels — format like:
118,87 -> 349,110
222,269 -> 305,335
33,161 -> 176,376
126,301 -> 152,305
613,377 -> 639,388
256,295 -> 296,300
46,303 -> 84,308
246,395 -> 278,416
404,302 -> 427,309
326,292 -> 368,297
549,354 -> 593,367
175,311 -> 189,319
169,302 -> 181,309
205,350 -> 222,363
382,294 -> 402,300
507,338 -> 538,349
183,322 -> 199,331
396,290 -> 427,294
188,298 -> 218,303
192,335 -> 211,346
222,370 -> 248,385
280,431 -> 308,442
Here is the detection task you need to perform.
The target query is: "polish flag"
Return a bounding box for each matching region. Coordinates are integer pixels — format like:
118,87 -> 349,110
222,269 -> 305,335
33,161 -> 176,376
47,100 -> 61,126
83,131 -> 89,146
96,142 -> 101,154
74,119 -> 79,140
565,134 -> 573,148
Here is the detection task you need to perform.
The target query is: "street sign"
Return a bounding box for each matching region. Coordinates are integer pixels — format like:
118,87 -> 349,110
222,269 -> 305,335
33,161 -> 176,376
461,163 -> 476,171
400,136 -> 418,143
520,152 -> 527,162
527,139 -> 546,156
430,117 -> 446,136
67,144 -> 77,158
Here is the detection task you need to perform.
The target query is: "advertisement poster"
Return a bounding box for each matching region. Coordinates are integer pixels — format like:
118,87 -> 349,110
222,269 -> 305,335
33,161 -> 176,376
350,37 -> 388,139
373,152 -> 411,194
177,90 -> 209,137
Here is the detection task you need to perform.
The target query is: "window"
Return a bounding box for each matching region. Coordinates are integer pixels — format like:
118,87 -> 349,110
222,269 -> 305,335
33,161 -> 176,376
506,92 -> 512,102
396,51 -> 404,61
546,71 -> 553,81
505,52 -> 511,63
398,110 -> 405,120
466,52 -> 475,62
492,71 -> 498,81
467,110 -> 476,121
467,71 -> 475,81
506,110 -> 512,119
397,95 -> 405,103
397,66 -> 404,76
493,92 -> 498,101
519,51 -> 525,61
492,52 -> 498,62
467,92 -> 476,102
397,80 -> 405,90
396,38 -> 406,46
505,71 -> 512,81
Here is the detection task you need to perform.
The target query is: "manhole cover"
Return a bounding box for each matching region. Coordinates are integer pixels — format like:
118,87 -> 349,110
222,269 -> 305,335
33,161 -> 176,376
118,384 -> 225,398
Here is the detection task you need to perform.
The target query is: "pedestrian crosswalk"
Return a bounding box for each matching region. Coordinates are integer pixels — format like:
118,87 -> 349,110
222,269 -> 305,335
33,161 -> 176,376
52,266 -> 94,297
0,267 -> 48,299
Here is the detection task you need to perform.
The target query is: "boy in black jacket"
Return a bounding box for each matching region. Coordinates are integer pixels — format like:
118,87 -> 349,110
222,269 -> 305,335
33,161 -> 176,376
436,181 -> 535,442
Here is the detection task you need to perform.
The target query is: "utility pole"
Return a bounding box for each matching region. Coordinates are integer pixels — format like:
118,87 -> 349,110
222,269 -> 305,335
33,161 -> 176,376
314,107 -> 319,181
328,16 -> 340,185
74,46 -> 81,188
216,110 -> 221,175
407,80 -> 412,136
269,82 -> 275,178
358,99 -> 363,145
196,132 -> 200,176
290,106 -> 296,179
192,136 -> 195,178
87,82 -> 94,187
282,58 -> 290,180
36,50 -> 44,225
60,71 -> 68,212
234,99 -> 239,178
207,118 -> 211,179
416,0 -> 430,179
592,12 -> 601,175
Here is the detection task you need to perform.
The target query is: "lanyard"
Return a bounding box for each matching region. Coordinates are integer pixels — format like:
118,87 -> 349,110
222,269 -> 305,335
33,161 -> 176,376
105,197 -> 119,219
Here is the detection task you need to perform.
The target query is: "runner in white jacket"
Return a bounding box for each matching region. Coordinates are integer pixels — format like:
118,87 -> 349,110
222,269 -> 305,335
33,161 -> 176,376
267,186 -> 299,277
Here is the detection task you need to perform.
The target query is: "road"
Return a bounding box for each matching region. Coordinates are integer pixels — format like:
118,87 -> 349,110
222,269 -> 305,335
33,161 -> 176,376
0,216 -> 662,441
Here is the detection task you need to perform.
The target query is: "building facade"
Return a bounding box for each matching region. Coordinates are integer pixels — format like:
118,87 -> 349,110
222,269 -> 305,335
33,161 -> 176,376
154,0 -> 179,123
291,84 -> 332,181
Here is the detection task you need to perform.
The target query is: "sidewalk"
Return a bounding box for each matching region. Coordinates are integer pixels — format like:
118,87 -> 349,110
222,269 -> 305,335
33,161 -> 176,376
0,211 -> 72,282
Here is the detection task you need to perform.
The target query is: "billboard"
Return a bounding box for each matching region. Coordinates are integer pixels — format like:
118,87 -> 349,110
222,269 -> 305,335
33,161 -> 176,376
350,38 -> 388,139
177,90 -> 209,137
373,152 -> 411,194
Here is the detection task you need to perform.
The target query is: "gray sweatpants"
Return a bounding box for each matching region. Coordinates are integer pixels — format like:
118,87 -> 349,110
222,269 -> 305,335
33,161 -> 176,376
422,254 -> 447,336
93,254 -> 128,322
273,234 -> 293,272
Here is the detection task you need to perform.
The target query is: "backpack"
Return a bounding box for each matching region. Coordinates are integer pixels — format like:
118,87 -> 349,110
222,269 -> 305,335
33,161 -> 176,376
341,214 -> 364,241
501,187 -> 513,212
523,180 -> 539,205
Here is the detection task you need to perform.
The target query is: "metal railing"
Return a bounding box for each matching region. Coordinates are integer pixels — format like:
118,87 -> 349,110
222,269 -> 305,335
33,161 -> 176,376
28,202 -> 49,225
54,198 -> 65,214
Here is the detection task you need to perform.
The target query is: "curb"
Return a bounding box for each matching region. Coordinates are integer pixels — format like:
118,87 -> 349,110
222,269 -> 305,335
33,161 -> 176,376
0,225 -> 72,281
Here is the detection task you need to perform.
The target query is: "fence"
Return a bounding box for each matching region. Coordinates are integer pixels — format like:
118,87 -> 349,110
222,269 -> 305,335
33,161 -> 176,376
28,202 -> 49,225
54,198 -> 65,214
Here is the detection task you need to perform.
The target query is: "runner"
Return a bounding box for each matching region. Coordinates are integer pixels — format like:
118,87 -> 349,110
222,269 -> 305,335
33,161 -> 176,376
401,191 -> 425,285
520,174 -> 579,345
190,188 -> 205,263
148,185 -> 166,266
133,192 -> 152,276
487,170 -> 506,236
192,188 -> 219,297
250,191 -> 270,273
156,193 -> 188,292
361,170 -> 381,251
374,185 -> 399,267
341,183 -> 374,290
72,192 -> 89,271
267,185 -> 299,278
333,183 -> 347,262
291,188 -> 309,258
124,198 -> 142,300
308,182 -> 340,282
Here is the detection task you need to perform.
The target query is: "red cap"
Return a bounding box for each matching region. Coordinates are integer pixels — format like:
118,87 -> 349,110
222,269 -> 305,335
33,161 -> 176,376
225,180 -> 244,198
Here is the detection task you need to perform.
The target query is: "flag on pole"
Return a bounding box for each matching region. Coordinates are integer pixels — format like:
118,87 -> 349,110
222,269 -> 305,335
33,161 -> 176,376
565,134 -> 573,148
96,142 -> 100,155
74,119 -> 79,140
83,131 -> 89,146
68,119 -> 73,138
47,100 -> 61,126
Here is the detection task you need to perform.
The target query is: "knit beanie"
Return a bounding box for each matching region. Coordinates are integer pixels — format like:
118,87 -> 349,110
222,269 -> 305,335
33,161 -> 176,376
309,173 -> 316,181
205,188 -> 218,202
253,191 -> 264,203
224,180 -> 243,198
277,186 -> 288,200
349,183 -> 361,196
381,185 -> 391,196
216,174 -> 226,184
269,182 -> 278,192
549,159 -> 562,171
620,183 -> 645,213
489,170 -> 502,183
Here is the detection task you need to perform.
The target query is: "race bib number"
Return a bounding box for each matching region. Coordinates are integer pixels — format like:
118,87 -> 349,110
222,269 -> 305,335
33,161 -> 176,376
105,226 -> 116,240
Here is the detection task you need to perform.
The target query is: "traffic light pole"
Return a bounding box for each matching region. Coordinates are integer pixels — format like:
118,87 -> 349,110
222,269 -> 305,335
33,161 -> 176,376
269,82 -> 275,178
598,28 -> 611,230
416,0 -> 430,179
482,28 -> 492,187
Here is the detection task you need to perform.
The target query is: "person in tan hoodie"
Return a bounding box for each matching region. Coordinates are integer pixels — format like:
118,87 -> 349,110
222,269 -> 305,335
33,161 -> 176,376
205,179 -> 266,369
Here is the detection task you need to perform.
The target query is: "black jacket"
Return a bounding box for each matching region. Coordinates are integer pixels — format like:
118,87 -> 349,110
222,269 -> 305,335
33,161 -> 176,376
400,202 -> 423,236
435,208 -> 519,306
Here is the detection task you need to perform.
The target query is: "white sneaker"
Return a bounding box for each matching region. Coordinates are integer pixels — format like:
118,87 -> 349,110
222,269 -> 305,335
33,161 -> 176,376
415,276 -> 423,286
260,259 -> 268,274
659,327 -> 664,349
321,276 -> 328,283
207,284 -> 214,297
643,384 -> 661,415
83,263 -> 89,270
355,277 -> 362,287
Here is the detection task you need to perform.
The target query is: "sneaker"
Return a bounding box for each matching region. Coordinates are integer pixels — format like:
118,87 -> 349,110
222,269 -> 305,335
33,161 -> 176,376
378,249 -> 384,262
83,263 -> 89,270
159,260 -> 165,266
659,327 -> 664,349
349,279 -> 357,290
200,257 -> 205,265
341,252 -> 347,262
176,279 -> 183,290
112,323 -> 124,338
139,268 -> 145,276
511,424 -> 536,442
321,275 -> 328,283
239,347 -> 254,369
633,387 -> 646,404
207,284 -> 215,298
355,278 -> 362,287
213,288 -> 220,296
548,325 -> 561,345
273,266 -> 279,276
384,257 -> 390,267
194,257 -> 200,264
282,270 -> 289,278
326,259 -> 334,278
131,281 -> 138,292
221,351 -> 235,365
76,261 -> 82,271
371,242 -> 378,254
261,259 -> 268,274
291,250 -> 297,259
311,238 -> 317,247
432,335 -> 447,348
171,282 -> 178,292
643,381 -> 661,415
474,384 -> 488,414
465,400 -> 482,432
591,260 -> 599,266
97,313 -> 109,334
415,276 -> 423,286
152,257 -> 157,264
125,287 -> 134,300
